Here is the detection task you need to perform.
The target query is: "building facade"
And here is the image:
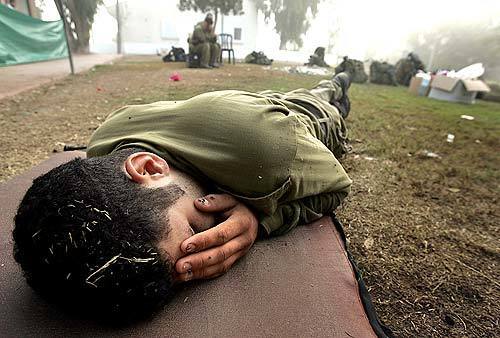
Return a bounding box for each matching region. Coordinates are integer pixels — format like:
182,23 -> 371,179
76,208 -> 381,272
93,0 -> 258,58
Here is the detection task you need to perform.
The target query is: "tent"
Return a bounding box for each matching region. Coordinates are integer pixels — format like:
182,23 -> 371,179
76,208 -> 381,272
0,3 -> 67,66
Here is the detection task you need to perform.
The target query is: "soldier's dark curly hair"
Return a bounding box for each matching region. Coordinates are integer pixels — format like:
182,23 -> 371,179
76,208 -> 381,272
13,148 -> 184,321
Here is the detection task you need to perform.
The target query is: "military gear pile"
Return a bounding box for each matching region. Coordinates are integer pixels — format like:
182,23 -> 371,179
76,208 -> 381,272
162,47 -> 187,62
369,61 -> 397,86
395,53 -> 426,86
305,47 -> 329,67
335,57 -> 368,83
244,51 -> 273,65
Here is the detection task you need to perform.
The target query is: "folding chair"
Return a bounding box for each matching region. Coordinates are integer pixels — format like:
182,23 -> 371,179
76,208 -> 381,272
218,33 -> 235,65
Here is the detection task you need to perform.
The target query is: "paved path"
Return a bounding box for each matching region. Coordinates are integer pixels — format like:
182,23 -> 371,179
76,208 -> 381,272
0,54 -> 121,100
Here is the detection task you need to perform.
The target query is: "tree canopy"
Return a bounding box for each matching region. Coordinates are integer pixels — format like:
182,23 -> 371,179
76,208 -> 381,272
178,0 -> 244,28
256,0 -> 321,50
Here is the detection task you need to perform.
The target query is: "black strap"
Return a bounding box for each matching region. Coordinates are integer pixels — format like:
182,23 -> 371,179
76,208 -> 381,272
63,144 -> 87,151
330,214 -> 395,338
291,100 -> 329,134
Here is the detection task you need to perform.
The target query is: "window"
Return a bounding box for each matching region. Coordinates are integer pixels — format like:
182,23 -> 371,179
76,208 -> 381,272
234,28 -> 242,41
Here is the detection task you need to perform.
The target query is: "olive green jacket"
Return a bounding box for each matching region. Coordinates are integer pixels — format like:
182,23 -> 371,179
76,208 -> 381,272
191,21 -> 217,45
87,90 -> 352,235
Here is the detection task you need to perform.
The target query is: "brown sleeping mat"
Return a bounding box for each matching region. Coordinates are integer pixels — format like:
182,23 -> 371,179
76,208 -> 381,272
0,152 -> 390,337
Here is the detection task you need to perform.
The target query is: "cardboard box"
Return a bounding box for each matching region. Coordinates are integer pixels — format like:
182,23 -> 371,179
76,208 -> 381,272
428,75 -> 490,104
409,76 -> 432,96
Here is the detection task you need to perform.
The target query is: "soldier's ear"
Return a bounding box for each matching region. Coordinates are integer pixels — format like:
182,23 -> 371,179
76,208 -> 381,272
124,152 -> 170,185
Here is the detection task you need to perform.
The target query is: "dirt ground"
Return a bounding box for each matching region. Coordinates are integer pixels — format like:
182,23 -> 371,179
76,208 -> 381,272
1,56 -> 499,337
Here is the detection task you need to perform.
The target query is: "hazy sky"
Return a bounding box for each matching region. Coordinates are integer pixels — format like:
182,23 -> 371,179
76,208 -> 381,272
39,0 -> 500,63
303,0 -> 500,62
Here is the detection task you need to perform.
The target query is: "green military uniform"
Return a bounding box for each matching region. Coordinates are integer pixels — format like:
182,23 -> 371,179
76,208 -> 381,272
87,80 -> 351,236
189,21 -> 221,67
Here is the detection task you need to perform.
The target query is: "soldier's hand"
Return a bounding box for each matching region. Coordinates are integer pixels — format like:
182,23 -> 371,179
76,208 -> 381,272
175,194 -> 258,281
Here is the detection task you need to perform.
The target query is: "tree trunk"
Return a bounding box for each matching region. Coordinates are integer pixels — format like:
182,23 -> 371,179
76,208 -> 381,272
213,8 -> 218,31
279,35 -> 287,50
116,0 -> 122,54
65,0 -> 91,54
74,18 -> 91,53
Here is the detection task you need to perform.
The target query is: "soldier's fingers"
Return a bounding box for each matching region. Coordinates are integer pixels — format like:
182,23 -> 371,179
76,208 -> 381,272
180,214 -> 247,254
194,193 -> 238,213
176,234 -> 252,274
177,250 -> 244,281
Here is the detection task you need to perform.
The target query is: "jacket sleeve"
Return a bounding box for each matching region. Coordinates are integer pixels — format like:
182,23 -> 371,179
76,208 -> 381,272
259,118 -> 352,235
191,25 -> 206,44
259,187 -> 350,236
207,30 -> 217,43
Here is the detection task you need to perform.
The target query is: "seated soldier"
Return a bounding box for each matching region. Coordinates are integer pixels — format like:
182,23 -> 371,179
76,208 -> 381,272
13,73 -> 353,320
189,13 -> 220,68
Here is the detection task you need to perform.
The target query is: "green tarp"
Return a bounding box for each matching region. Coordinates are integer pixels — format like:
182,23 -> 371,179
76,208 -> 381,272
0,4 -> 67,66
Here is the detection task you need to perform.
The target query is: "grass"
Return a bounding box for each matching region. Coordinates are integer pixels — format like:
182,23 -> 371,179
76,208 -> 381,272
349,84 -> 500,184
0,56 -> 499,337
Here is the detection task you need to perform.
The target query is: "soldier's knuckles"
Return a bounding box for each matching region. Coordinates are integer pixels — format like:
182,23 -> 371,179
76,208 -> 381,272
216,228 -> 229,243
246,214 -> 257,228
226,195 -> 238,205
243,233 -> 253,245
200,234 -> 212,249
197,269 -> 207,279
236,212 -> 248,225
217,249 -> 227,262
240,238 -> 252,251
194,255 -> 206,269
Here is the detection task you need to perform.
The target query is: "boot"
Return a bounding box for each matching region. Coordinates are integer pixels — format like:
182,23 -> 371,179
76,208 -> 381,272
331,72 -> 352,119
332,72 -> 351,94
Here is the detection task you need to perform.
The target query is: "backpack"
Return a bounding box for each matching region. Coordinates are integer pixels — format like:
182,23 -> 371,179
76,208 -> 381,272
162,46 -> 187,62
